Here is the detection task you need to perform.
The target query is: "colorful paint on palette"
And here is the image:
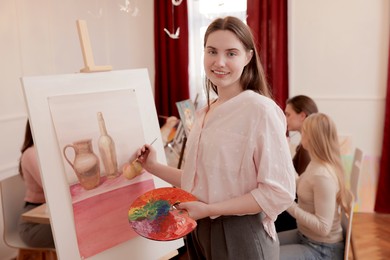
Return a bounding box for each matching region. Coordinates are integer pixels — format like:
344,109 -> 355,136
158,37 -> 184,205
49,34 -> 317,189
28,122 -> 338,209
129,199 -> 171,221
128,187 -> 197,241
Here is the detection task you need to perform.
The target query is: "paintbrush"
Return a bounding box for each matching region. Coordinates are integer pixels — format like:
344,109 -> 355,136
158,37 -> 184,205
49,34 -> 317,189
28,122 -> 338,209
123,138 -> 158,180
136,137 -> 157,160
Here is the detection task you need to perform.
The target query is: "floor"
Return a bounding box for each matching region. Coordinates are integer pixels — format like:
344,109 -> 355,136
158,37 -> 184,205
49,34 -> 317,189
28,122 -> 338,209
349,212 -> 390,259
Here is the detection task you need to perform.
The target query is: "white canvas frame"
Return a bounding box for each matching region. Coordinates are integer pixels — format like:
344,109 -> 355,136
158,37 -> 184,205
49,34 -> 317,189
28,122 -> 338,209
21,69 -> 183,259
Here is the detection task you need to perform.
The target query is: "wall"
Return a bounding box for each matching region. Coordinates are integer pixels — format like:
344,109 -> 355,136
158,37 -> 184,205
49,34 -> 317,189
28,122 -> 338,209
288,0 -> 390,212
0,0 -> 154,258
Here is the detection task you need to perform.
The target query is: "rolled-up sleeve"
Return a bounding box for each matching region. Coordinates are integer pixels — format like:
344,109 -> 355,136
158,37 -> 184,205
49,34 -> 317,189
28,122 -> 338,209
250,104 -> 296,237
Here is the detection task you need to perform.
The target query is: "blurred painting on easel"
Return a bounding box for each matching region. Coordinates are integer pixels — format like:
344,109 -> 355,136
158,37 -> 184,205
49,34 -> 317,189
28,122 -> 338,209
162,98 -> 196,169
176,99 -> 196,137
161,99 -> 200,169
164,122 -> 186,169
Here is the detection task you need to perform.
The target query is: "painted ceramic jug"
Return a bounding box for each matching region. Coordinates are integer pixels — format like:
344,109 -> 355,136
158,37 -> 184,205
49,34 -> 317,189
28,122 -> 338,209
63,139 -> 100,190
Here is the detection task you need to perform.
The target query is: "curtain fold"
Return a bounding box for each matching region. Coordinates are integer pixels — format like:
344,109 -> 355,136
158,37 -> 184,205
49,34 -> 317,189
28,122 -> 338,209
374,39 -> 390,213
154,0 -> 189,124
246,0 -> 289,109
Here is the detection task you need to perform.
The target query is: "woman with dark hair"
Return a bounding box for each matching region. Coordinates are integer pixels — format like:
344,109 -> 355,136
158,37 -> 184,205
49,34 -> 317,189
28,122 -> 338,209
285,95 -> 319,175
18,120 -> 55,248
136,16 -> 295,259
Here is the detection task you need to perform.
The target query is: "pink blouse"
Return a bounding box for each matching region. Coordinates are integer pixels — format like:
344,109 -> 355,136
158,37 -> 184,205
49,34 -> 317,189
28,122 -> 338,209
21,146 -> 46,203
182,90 -> 296,240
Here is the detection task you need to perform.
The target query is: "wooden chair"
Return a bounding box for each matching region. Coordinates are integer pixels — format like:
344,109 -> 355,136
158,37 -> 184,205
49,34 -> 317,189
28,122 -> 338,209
350,148 -> 363,203
341,189 -> 357,260
0,174 -> 57,260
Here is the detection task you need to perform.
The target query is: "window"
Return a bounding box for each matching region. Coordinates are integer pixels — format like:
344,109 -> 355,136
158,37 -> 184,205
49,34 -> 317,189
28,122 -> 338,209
187,0 -> 247,107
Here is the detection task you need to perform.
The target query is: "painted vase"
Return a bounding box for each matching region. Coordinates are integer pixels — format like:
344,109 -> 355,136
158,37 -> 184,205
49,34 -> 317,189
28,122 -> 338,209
63,139 -> 100,190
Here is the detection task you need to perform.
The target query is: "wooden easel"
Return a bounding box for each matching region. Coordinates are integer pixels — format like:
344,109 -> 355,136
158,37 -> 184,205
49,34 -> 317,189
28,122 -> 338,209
177,134 -> 187,169
76,20 -> 112,73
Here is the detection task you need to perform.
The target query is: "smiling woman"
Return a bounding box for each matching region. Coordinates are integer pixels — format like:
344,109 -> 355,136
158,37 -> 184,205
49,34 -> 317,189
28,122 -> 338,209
203,30 -> 253,98
187,0 -> 247,107
135,16 -> 296,260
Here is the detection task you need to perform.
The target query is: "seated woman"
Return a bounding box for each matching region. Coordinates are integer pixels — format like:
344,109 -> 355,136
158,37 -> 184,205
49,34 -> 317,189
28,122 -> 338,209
18,120 -> 55,248
275,95 -> 318,232
279,113 -> 347,260
285,95 -> 319,175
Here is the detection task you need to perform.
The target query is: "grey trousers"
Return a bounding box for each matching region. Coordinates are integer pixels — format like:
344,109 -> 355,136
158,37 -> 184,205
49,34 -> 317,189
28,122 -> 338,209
18,204 -> 55,248
186,213 -> 279,260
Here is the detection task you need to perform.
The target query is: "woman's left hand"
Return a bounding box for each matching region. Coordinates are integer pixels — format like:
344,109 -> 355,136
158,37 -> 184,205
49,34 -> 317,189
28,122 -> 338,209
176,200 -> 210,220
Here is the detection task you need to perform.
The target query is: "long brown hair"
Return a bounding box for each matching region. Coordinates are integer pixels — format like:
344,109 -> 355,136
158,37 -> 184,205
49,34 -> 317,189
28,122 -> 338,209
203,16 -> 271,106
302,113 -> 348,210
19,120 -> 34,177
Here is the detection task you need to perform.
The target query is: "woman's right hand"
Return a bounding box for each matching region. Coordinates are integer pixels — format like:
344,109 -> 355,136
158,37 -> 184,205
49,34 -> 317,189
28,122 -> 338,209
133,143 -> 183,187
122,144 -> 158,180
137,144 -> 157,172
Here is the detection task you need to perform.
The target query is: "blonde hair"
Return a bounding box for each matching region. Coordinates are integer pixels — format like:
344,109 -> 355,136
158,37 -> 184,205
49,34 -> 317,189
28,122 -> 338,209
302,113 -> 348,210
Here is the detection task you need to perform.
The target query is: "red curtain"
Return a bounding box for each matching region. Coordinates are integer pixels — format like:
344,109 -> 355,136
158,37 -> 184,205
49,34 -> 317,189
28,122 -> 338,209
374,39 -> 390,213
246,0 -> 289,109
154,0 -> 190,125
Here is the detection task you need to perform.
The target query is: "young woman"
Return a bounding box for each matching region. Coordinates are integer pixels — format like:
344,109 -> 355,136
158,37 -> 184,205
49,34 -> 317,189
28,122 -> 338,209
285,95 -> 319,175
279,113 -> 347,259
18,120 -> 55,248
276,95 -> 319,232
137,16 -> 295,259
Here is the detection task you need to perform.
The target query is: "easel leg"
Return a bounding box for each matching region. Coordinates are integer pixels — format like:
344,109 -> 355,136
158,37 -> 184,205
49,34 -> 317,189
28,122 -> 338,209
177,136 -> 187,169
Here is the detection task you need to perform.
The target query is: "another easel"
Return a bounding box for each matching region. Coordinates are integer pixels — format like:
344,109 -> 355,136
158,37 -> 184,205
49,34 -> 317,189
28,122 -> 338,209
177,131 -> 187,169
175,95 -> 198,169
76,20 -> 112,73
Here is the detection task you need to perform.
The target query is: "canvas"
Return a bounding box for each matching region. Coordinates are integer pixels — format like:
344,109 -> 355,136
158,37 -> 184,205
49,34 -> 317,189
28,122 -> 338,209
21,69 -> 183,260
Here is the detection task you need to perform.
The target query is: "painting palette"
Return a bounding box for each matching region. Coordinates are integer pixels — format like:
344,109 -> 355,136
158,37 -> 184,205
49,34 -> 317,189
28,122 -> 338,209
128,187 -> 197,241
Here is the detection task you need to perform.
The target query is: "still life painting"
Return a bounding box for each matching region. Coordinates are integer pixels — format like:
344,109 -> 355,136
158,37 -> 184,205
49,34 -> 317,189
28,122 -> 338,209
48,89 -> 156,258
